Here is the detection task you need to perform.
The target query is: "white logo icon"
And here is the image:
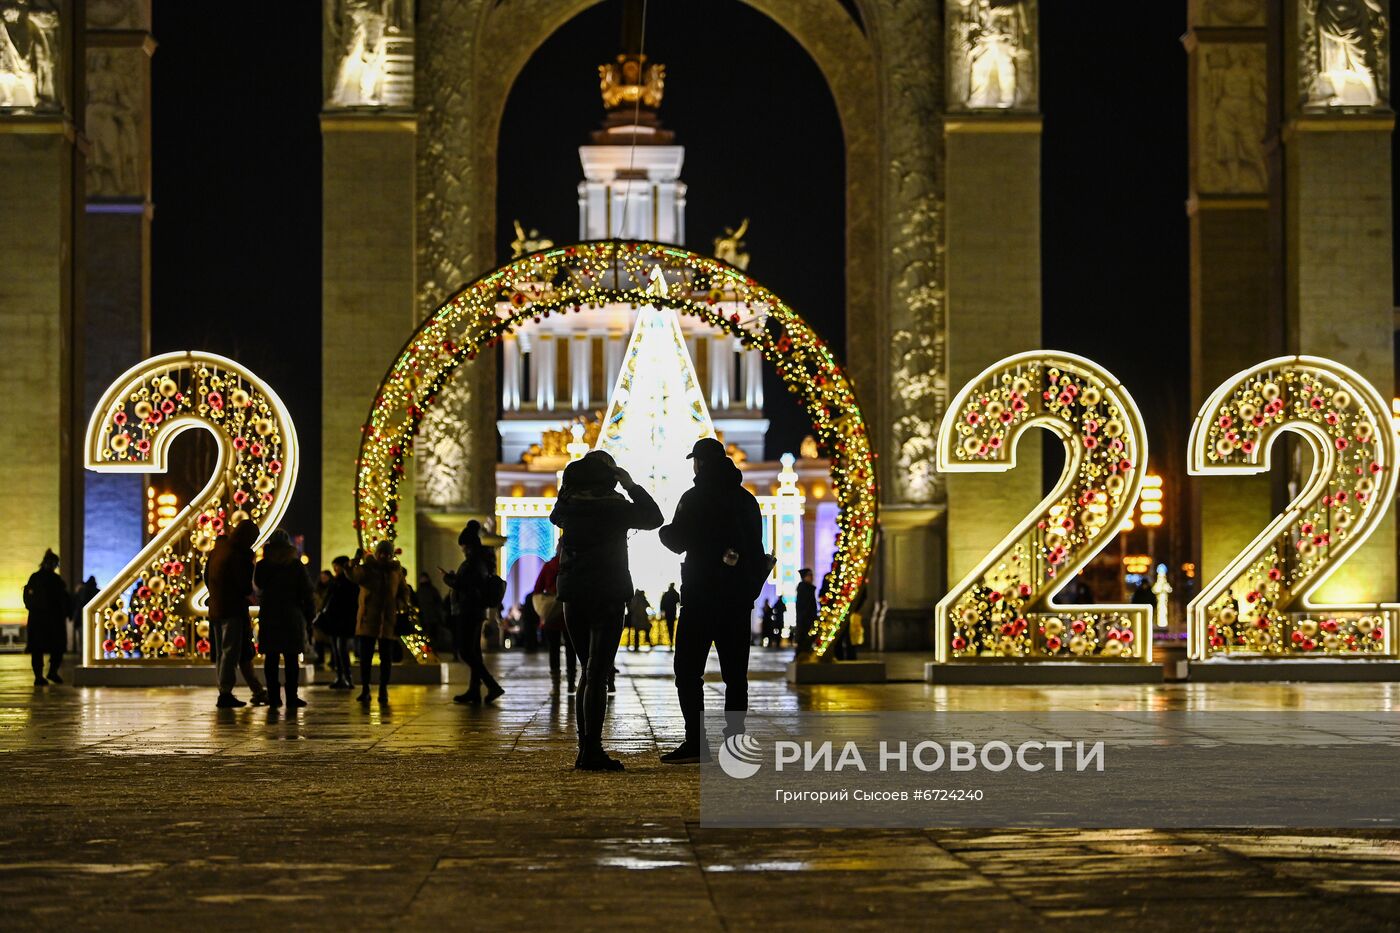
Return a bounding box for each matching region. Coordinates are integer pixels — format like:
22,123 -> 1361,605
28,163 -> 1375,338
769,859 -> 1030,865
718,734 -> 763,779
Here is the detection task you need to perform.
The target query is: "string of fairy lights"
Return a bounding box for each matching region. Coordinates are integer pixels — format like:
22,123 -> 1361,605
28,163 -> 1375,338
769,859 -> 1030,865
935,352 -> 1152,662
356,241 -> 877,657
84,352 -> 300,662
1188,356 -> 1397,658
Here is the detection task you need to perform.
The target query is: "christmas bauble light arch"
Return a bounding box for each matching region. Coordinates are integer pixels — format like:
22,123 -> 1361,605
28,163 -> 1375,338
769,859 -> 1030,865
356,241 -> 877,656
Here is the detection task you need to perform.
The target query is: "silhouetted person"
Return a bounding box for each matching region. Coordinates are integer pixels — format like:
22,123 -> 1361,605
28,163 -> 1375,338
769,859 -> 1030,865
1131,581 -> 1154,606
444,520 -> 504,705
416,571 -> 447,651
627,588 -> 651,651
318,556 -> 359,689
351,541 -> 404,705
533,556 -> 575,697
207,522 -> 267,707
551,451 -> 662,771
72,574 -> 97,658
23,549 -> 70,686
254,530 -> 314,710
794,568 -> 818,657
760,600 -> 774,647
659,583 -> 679,649
771,596 -> 787,648
658,437 -> 766,764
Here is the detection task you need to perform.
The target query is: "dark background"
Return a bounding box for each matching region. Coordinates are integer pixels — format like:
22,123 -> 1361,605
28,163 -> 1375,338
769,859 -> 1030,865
148,1 -> 1342,564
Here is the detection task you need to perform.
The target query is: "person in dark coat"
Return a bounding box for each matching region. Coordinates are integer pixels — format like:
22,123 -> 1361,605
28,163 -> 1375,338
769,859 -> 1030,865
771,596 -> 787,648
657,437 -> 766,764
442,520 -> 503,706
794,568 -> 818,656
72,575 -> 98,659
318,556 -> 360,689
254,530 -> 315,710
416,571 -> 447,652
23,549 -> 70,686
550,451 -> 662,771
659,583 -> 680,649
207,521 -> 268,708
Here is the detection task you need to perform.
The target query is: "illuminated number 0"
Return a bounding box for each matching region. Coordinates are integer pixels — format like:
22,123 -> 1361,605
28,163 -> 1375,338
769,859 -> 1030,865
935,352 -> 1152,662
83,352 -> 299,663
1187,356 -> 1397,659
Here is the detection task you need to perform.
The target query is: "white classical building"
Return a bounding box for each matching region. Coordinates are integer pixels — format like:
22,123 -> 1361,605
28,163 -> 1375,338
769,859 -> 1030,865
491,50 -> 836,617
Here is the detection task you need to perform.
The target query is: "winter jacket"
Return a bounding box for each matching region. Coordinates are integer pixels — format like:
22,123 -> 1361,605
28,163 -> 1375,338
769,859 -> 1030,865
318,573 -> 360,638
444,546 -> 495,620
254,546 -> 314,656
658,458 -> 765,608
795,580 -> 819,647
206,537 -> 254,621
550,482 -> 663,605
659,586 -> 680,622
352,555 -> 405,640
23,568 -> 70,655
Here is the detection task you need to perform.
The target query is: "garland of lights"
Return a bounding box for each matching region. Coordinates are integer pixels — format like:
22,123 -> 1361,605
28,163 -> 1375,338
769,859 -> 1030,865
935,351 -> 1152,662
83,352 -> 299,662
1187,356 -> 1397,660
356,241 -> 877,656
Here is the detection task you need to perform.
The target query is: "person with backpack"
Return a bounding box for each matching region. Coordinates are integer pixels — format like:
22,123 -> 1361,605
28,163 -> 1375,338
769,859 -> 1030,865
442,520 -> 505,706
657,437 -> 767,764
550,451 -> 662,771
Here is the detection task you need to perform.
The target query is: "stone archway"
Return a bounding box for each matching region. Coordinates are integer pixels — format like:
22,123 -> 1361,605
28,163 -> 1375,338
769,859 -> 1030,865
356,242 -> 877,657
411,0 -> 946,639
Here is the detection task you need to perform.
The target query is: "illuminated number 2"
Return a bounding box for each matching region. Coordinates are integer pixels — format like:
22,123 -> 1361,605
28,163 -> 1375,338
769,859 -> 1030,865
935,352 -> 1152,662
1187,356 -> 1397,660
84,352 -> 299,662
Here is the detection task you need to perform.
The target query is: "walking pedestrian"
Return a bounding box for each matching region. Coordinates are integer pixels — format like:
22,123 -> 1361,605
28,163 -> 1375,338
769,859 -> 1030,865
316,556 -> 359,689
254,530 -> 315,710
659,582 -> 679,649
658,437 -> 767,764
350,541 -> 404,705
771,596 -> 787,648
443,521 -> 505,706
23,549 -> 70,686
207,522 -> 268,708
533,556 -> 576,697
550,451 -> 662,771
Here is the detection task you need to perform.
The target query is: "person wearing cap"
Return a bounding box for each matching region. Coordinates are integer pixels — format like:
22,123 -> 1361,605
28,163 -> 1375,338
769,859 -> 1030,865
23,549 -> 71,686
550,450 -> 662,772
657,437 -> 766,764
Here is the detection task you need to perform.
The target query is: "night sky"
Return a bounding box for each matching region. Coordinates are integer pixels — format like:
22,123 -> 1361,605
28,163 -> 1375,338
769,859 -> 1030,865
149,2 -> 1224,559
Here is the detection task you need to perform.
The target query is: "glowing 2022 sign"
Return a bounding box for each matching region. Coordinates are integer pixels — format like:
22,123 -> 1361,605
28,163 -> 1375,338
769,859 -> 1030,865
935,351 -> 1152,663
1188,356 -> 1397,660
84,352 -> 299,663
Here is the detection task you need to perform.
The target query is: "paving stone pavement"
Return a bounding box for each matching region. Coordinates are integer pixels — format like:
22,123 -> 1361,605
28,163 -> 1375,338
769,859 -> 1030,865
1,650 -> 1399,931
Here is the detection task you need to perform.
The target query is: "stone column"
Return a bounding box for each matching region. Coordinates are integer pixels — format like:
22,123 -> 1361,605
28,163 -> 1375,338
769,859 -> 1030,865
1282,0 -> 1395,603
533,336 -> 556,411
321,0 -> 417,571
83,0 -> 153,591
570,334 -> 590,409
501,334 -> 521,411
743,348 -> 764,410
708,335 -> 732,410
940,0 -> 1043,599
1184,0 -> 1280,587
0,1 -> 79,626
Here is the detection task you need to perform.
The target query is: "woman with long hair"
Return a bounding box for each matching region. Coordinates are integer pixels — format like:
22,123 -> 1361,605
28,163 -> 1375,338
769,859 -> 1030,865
550,452 -> 662,771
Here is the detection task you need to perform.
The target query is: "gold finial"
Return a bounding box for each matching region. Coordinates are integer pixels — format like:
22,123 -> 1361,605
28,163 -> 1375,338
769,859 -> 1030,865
599,53 -> 665,110
510,220 -> 554,259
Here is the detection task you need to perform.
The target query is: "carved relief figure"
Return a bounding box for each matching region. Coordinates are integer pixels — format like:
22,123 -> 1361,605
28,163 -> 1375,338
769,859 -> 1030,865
509,220 -> 553,259
326,0 -> 413,107
86,50 -> 140,196
1201,0 -> 1266,26
1301,0 -> 1389,107
0,1 -> 61,110
949,0 -> 1035,110
712,218 -> 750,271
1201,45 -> 1267,193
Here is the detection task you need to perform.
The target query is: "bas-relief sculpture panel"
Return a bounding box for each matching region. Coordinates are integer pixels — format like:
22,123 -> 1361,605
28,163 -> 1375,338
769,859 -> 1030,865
86,48 -> 142,197
1197,43 -> 1268,193
1299,0 -> 1389,108
326,0 -> 414,108
947,0 -> 1035,111
0,0 -> 63,111
1198,0 -> 1266,26
87,0 -> 145,30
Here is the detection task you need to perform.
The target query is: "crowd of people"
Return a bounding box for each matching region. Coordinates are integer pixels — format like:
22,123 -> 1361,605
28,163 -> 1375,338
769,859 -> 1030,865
20,437 -> 860,772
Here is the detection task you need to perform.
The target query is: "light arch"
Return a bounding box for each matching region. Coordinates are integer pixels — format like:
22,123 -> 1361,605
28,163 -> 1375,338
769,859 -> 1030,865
356,241 -> 877,656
